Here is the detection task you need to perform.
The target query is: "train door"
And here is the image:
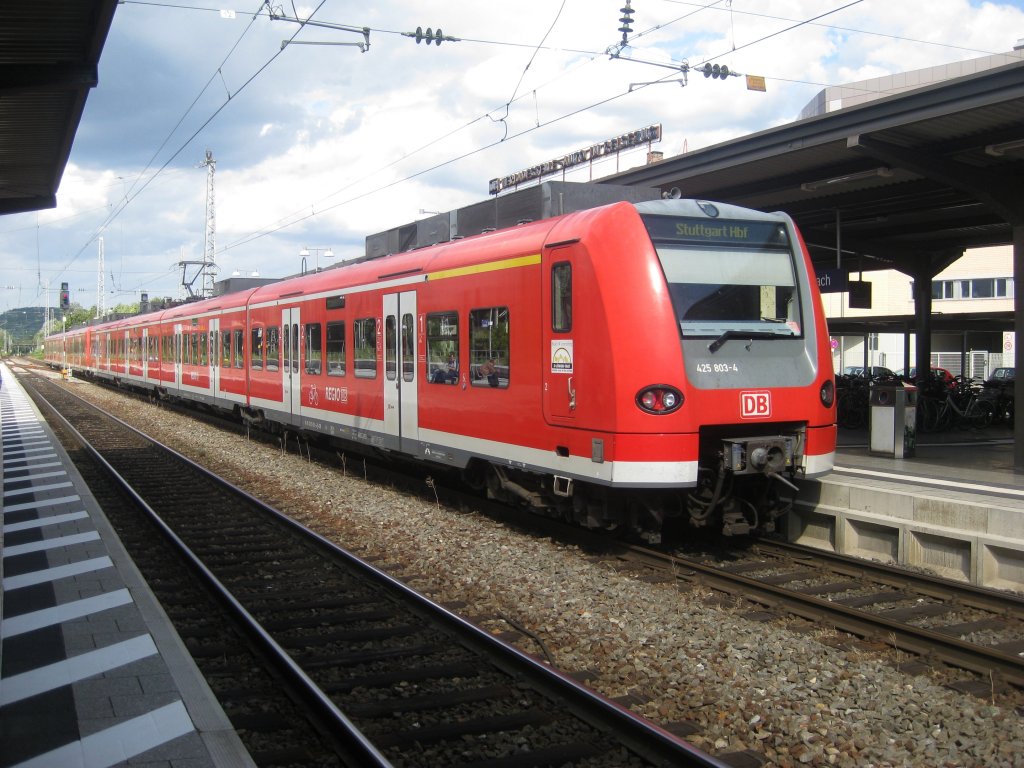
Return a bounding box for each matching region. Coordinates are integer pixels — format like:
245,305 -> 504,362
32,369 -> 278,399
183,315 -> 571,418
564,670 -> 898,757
209,318 -> 221,396
173,323 -> 183,389
282,308 -> 301,419
383,291 -> 419,450
543,247 -> 577,423
141,327 -> 149,379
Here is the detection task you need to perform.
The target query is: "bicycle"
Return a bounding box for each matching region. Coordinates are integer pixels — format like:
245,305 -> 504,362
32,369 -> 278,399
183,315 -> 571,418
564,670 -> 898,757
921,376 -> 993,431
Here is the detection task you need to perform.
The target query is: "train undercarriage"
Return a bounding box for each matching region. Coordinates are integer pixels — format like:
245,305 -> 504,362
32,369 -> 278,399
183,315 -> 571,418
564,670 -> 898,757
466,432 -> 803,543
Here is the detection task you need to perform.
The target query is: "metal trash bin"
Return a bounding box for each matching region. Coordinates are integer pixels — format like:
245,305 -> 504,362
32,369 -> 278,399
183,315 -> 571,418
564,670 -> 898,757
869,383 -> 916,458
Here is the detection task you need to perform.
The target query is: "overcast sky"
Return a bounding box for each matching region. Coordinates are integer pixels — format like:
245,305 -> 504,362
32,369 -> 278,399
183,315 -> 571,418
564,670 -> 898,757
2,0 -> 1023,312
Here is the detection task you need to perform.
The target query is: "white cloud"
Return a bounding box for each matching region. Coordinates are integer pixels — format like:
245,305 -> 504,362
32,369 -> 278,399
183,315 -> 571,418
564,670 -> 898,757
1,0 -> 1022,308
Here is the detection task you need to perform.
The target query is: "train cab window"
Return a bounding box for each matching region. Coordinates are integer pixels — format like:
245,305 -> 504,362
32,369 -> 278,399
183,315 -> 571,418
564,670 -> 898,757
234,330 -> 244,368
646,217 -> 801,341
266,326 -> 280,372
326,321 -> 346,376
426,311 -> 459,385
305,323 -> 322,375
469,307 -> 509,389
552,262 -> 572,332
251,326 -> 264,370
354,317 -> 377,379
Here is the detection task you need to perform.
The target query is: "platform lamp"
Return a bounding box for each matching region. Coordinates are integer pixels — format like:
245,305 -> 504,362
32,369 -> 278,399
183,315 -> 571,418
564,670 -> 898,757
300,246 -> 335,273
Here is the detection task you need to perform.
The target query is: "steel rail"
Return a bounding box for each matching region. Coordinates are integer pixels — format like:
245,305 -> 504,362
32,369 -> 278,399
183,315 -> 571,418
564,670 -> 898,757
26,377 -> 396,768
620,542 -> 1024,689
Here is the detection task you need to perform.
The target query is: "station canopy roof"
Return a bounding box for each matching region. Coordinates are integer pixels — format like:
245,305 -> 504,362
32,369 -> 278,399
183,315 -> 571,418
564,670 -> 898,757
603,58 -> 1024,280
0,1 -> 118,216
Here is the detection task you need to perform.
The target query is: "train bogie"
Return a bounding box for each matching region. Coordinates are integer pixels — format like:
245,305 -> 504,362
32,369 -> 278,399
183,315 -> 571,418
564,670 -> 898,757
45,195 -> 835,540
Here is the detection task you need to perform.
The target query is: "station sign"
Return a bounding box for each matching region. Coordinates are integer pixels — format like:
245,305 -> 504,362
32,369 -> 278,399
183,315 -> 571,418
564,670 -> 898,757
813,266 -> 848,294
489,124 -> 662,195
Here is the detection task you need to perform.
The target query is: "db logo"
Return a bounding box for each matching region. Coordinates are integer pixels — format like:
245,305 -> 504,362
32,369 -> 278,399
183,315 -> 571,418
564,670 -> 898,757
740,391 -> 772,419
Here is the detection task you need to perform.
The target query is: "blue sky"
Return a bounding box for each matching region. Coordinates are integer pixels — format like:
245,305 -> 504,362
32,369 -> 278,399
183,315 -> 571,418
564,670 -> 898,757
1,0 -> 1023,312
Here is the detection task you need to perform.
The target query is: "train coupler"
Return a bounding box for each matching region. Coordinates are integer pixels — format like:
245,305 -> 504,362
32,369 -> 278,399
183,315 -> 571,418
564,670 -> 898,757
721,511 -> 751,536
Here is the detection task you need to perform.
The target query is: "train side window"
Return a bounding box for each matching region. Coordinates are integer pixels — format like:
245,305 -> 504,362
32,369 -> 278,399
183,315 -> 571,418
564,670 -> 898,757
426,311 -> 458,385
266,326 -> 280,372
469,306 -> 509,389
354,317 -> 377,379
234,330 -> 244,368
326,321 -> 346,376
199,331 -> 208,366
385,315 -> 397,381
401,313 -> 414,383
305,323 -> 322,375
251,326 -> 264,370
552,262 -> 572,332
222,331 -> 231,368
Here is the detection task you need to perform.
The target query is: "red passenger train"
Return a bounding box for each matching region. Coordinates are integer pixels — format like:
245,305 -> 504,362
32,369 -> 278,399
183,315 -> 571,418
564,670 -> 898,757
46,197 -> 836,538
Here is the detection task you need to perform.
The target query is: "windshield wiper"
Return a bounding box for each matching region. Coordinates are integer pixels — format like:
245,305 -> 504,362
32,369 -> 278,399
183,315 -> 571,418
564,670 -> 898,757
708,329 -> 783,354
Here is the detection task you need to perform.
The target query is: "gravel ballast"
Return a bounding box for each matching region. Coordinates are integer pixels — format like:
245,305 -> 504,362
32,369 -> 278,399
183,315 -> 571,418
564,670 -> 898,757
52,375 -> 1024,767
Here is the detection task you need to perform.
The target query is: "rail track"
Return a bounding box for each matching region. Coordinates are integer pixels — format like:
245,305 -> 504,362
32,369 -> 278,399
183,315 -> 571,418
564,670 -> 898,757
16,368 -> 725,768
609,538 -> 1024,693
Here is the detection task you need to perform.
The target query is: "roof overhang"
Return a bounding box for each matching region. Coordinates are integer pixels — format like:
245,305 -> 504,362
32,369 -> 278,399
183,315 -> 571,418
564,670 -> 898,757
0,1 -> 118,215
602,58 -> 1024,276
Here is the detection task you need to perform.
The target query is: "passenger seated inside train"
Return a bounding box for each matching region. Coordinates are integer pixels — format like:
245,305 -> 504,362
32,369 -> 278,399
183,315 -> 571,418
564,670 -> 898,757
475,358 -> 500,387
430,355 -> 458,384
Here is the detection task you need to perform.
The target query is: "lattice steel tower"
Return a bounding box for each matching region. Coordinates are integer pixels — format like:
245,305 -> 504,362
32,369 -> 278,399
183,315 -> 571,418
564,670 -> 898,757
200,149 -> 218,297
179,149 -> 219,299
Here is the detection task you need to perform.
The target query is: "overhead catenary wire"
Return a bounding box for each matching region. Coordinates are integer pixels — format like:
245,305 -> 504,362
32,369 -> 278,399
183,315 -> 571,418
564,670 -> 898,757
52,0 -> 328,287
19,0 -> 1015,300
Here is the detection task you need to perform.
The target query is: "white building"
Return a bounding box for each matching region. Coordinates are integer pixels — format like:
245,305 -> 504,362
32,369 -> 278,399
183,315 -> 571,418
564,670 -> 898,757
823,244 -> 1014,378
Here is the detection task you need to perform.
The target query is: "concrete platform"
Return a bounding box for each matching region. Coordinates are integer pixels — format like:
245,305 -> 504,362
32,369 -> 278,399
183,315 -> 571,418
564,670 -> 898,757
0,364 -> 253,768
789,423 -> 1024,591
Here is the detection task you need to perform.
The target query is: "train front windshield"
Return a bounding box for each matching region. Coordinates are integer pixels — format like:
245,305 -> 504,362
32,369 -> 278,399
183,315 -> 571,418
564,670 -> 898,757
643,215 -> 802,341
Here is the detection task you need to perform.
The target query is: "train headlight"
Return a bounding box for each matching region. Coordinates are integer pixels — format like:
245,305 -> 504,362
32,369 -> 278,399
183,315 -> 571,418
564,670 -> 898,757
636,385 -> 683,414
820,379 -> 835,407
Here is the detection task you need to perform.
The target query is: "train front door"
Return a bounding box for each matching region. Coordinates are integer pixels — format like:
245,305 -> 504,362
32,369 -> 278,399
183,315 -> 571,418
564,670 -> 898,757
282,308 -> 301,422
383,291 -> 419,451
543,247 -> 578,424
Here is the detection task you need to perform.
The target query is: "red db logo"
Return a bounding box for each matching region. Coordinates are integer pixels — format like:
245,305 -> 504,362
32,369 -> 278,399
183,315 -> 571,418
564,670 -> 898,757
740,391 -> 771,419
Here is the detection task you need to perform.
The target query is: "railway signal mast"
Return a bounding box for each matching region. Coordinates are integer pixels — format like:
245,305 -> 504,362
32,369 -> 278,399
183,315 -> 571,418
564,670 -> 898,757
96,236 -> 105,319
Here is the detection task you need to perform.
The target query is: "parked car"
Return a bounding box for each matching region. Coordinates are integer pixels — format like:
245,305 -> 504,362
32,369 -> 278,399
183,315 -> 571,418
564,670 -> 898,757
985,367 -> 1015,386
842,365 -> 897,380
897,366 -> 956,387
